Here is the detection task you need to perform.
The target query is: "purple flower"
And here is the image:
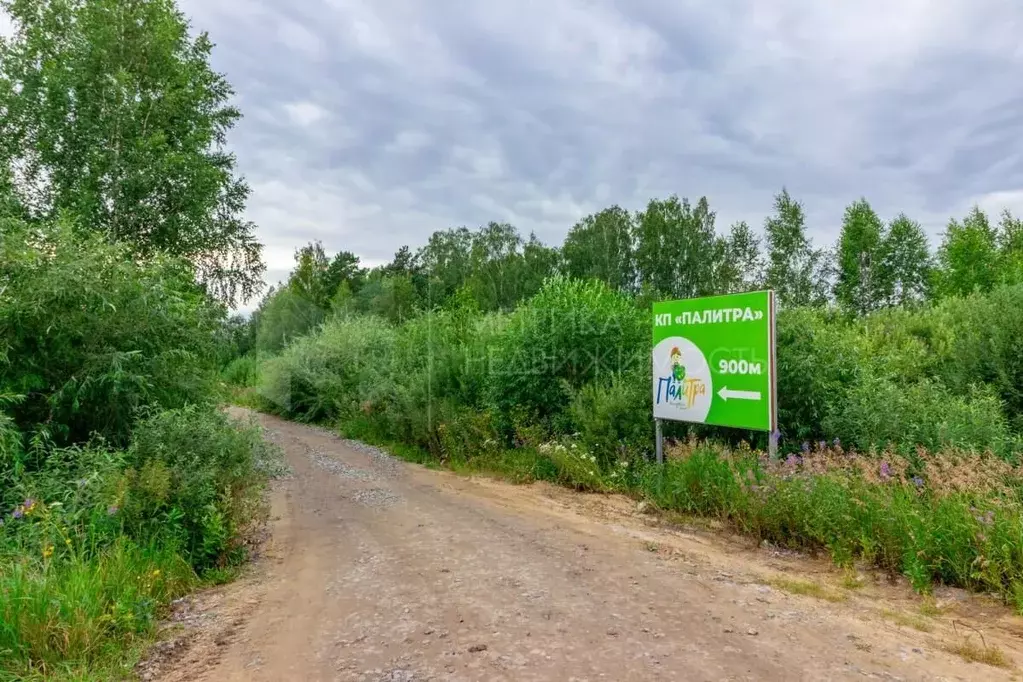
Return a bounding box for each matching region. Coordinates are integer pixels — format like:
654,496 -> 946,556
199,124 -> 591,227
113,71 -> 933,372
801,441 -> 810,454
880,462 -> 891,480
818,441 -> 827,451
912,476 -> 924,488
11,508 -> 23,519
832,438 -> 841,448
107,505 -> 119,516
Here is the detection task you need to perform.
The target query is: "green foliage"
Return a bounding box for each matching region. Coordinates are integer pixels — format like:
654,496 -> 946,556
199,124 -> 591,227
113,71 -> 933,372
937,207 -> 999,297
0,220 -> 225,447
124,407 -> 277,570
0,0 -> 263,304
562,206 -> 636,292
636,443 -> 1023,606
0,407 -> 279,678
714,221 -> 763,294
0,539 -> 197,679
568,373 -> 650,469
764,189 -> 831,307
835,199 -> 885,314
880,214 -> 931,306
823,377 -> 1014,458
222,356 -> 259,388
634,195 -> 718,299
487,276 -> 645,430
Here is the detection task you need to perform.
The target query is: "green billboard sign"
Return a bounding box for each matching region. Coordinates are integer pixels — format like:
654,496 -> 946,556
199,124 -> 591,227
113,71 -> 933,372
652,290 -> 776,432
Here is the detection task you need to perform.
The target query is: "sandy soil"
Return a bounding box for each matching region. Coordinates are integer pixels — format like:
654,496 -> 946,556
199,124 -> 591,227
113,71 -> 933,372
142,411 -> 1023,681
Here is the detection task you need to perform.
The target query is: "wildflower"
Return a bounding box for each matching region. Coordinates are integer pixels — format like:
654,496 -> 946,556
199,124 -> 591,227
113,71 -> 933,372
817,441 -> 827,451
77,478 -> 89,488
11,507 -> 23,520
107,505 -> 119,516
912,476 -> 924,488
832,438 -> 841,448
22,498 -> 36,515
152,569 -> 161,578
801,441 -> 810,454
880,461 -> 891,481
42,545 -> 54,559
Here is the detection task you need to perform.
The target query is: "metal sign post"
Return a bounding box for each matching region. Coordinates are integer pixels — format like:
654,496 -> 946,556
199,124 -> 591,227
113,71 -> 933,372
651,290 -> 778,458
655,418 -> 664,464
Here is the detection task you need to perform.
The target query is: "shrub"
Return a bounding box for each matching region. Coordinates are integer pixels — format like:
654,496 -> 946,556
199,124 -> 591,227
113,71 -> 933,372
823,376 -> 1015,459
568,372 -> 650,470
0,220 -> 224,448
258,314 -> 396,423
222,355 -> 259,388
124,407 -> 280,571
488,277 -> 645,431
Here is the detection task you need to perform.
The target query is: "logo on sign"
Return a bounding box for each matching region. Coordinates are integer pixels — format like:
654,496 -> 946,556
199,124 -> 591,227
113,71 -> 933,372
652,337 -> 712,422
657,346 -> 706,408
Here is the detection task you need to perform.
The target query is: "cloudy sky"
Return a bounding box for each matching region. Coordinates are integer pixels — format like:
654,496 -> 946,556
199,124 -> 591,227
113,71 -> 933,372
174,0 -> 1023,300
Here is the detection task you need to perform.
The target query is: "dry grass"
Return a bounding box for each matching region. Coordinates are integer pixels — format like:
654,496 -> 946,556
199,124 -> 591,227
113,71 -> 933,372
919,597 -> 953,617
768,577 -> 848,603
841,570 -> 866,590
945,639 -> 1012,668
881,609 -> 933,632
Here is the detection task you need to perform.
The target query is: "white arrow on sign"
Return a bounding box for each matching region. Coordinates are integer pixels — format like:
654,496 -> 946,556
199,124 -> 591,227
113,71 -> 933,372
717,387 -> 762,402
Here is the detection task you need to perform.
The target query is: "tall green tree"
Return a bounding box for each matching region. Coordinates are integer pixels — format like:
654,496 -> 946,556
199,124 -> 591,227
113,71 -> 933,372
936,207 -> 998,297
634,195 -> 718,299
416,228 -> 473,304
712,221 -> 763,294
763,189 -> 829,307
834,198 -> 885,314
879,214 -> 931,306
996,210 -> 1023,285
562,205 -> 635,292
0,0 -> 263,304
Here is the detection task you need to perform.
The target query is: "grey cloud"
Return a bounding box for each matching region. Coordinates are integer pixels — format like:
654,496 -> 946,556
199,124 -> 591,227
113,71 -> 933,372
174,0 -> 1023,302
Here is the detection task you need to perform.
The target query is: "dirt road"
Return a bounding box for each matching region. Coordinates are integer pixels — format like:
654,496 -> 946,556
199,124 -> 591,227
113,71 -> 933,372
147,411 -> 1023,681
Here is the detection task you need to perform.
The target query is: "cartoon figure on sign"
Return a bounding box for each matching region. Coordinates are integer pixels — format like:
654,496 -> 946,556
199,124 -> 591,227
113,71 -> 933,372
653,337 -> 712,422
670,347 -> 685,382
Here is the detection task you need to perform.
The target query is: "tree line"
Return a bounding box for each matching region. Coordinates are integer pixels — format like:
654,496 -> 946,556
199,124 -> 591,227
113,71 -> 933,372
247,189 -> 1022,353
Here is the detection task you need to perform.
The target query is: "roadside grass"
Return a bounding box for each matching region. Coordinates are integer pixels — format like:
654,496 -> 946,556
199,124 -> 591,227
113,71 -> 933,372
0,540 -> 196,680
945,638 -> 1013,669
767,577 -> 848,603
880,609 -> 934,632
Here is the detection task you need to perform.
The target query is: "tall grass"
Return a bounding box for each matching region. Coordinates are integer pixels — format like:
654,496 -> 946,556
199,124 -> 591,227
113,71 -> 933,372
0,540 -> 196,680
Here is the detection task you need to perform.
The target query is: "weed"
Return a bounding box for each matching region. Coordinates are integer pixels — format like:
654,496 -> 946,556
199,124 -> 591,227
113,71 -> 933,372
881,609 -> 933,632
768,578 -> 848,603
945,640 -> 1012,668
841,570 -> 866,590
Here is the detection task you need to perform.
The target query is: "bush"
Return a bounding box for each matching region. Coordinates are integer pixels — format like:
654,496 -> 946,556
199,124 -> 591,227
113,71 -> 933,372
823,376 -> 1015,459
258,314 -> 396,423
124,407 -> 279,570
568,372 -> 650,470
0,407 -> 280,677
0,220 -> 225,448
488,276 -> 645,431
222,355 -> 260,388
